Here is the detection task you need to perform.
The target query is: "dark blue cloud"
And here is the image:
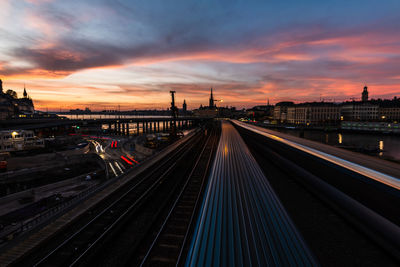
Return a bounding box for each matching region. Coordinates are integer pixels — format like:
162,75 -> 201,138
2,0 -> 400,105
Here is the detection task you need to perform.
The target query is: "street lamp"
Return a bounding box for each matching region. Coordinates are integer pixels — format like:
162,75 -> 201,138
213,99 -> 223,110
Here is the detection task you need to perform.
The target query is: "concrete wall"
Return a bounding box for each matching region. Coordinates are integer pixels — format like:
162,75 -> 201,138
0,175 -> 86,208
0,152 -> 102,182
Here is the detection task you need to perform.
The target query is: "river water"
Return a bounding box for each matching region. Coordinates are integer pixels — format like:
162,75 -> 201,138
271,127 -> 400,163
59,114 -> 171,120
58,114 -> 181,135
59,114 -> 400,162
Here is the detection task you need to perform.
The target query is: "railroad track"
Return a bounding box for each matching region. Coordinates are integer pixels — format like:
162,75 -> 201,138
14,129 -> 206,266
135,122 -> 220,266
185,121 -> 318,266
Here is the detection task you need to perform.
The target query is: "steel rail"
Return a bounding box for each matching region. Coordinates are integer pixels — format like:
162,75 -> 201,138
69,135 -> 203,266
175,128 -> 219,266
33,133 -> 200,266
186,121 -> 318,266
139,128 -> 216,266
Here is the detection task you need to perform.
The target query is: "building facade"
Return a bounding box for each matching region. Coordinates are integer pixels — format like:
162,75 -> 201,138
286,106 -> 296,123
273,102 -> 294,123
378,107 -> 400,122
0,96 -> 14,120
341,103 -> 379,121
284,103 -> 340,125
193,88 -> 218,117
0,79 -> 34,119
264,86 -> 398,125
247,105 -> 274,119
0,130 -> 44,152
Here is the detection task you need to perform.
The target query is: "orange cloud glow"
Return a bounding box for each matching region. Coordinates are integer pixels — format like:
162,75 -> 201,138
2,7 -> 400,111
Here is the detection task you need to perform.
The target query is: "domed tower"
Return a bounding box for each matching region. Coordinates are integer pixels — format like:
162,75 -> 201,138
362,86 -> 368,102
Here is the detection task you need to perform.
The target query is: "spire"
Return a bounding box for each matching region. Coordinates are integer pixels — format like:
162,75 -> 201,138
0,79 -> 2,94
267,98 -> 270,106
209,87 -> 214,108
23,83 -> 28,98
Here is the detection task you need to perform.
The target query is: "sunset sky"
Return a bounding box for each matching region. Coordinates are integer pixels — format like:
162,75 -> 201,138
1,0 -> 400,111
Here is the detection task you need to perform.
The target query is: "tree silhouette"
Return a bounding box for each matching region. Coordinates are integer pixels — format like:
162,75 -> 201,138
5,89 -> 18,99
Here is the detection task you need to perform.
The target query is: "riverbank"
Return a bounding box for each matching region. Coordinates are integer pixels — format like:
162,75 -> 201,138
252,122 -> 400,163
257,122 -> 400,135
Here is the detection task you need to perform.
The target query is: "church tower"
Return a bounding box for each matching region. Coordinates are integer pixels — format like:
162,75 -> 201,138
23,84 -> 28,98
362,86 -> 368,102
0,79 -> 3,94
209,88 -> 214,108
183,99 -> 187,113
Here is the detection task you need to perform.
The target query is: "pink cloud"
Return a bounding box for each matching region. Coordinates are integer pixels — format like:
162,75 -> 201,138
2,22 -> 400,109
25,0 -> 53,4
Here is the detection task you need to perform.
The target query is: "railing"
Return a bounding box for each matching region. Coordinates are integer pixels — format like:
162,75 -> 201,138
0,173 -> 119,245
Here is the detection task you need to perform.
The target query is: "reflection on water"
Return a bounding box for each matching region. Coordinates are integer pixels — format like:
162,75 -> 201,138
379,140 -> 384,151
58,114 -> 171,120
379,140 -> 384,157
60,114 -> 173,135
101,120 -> 173,135
274,128 -> 400,162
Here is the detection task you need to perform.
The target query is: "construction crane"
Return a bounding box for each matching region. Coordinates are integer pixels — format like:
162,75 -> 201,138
170,90 -> 178,138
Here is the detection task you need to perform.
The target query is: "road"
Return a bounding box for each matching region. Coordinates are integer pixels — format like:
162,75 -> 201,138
87,137 -> 140,178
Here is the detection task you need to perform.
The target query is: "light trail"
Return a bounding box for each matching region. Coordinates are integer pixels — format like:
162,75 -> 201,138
108,162 -> 118,177
121,156 -> 134,165
114,161 -> 124,174
233,120 -> 400,191
117,161 -> 126,170
127,155 -> 139,164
